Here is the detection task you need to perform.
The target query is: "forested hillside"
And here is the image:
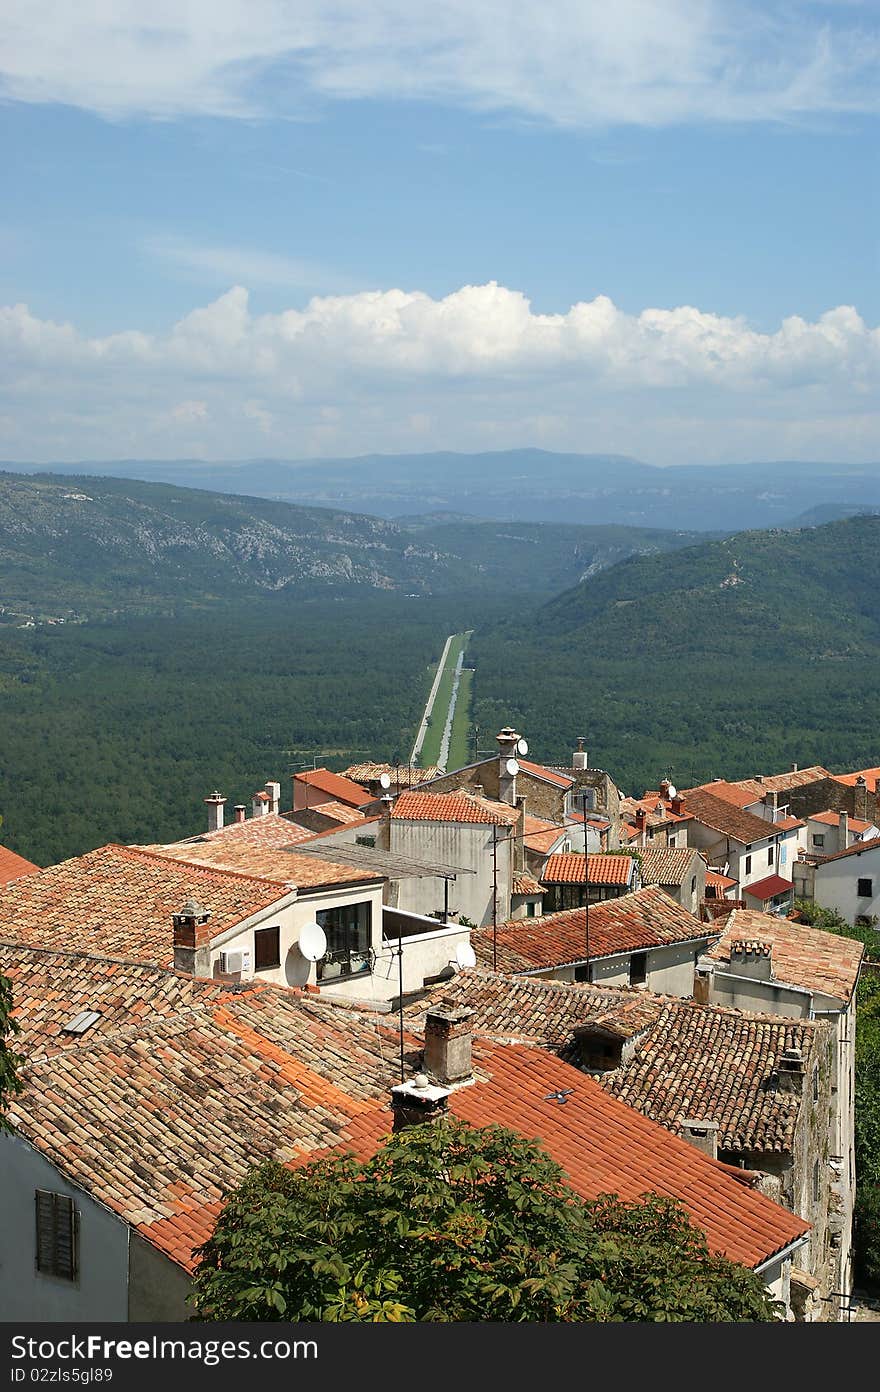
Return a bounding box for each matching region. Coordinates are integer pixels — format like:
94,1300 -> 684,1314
0,471 -> 701,619
470,516 -> 880,792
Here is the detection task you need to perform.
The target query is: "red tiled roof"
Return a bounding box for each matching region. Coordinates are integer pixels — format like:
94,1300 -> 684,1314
0,844 -> 290,966
512,872 -> 544,896
342,762 -> 440,787
706,909 -> 864,1002
810,810 -> 875,832
392,790 -> 518,826
743,874 -> 793,901
158,811 -> 316,853
706,869 -> 738,890
772,816 -> 804,832
733,768 -> 832,797
0,844 -> 40,885
517,759 -> 574,789
542,853 -> 635,886
681,789 -> 781,846
471,885 -> 712,973
638,847 -> 701,887
831,765 -> 880,789
294,768 -> 374,807
686,781 -> 758,809
302,800 -> 368,826
340,1043 -> 808,1270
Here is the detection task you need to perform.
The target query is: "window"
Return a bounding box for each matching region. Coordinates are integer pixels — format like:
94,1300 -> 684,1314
744,855 -> 752,874
355,835 -> 376,848
254,925 -> 280,970
629,952 -> 648,986
812,1159 -> 820,1205
812,1064 -> 819,1103
526,901 -> 536,918
858,878 -> 873,898
574,963 -> 592,983
35,1191 -> 78,1281
316,901 -> 372,980
768,846 -> 774,865
813,834 -> 825,847
691,876 -> 697,895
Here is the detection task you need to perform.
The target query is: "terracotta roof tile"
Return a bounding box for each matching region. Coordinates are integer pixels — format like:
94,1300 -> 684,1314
680,789 -> 782,846
814,834 -> 880,865
516,759 -> 575,789
342,762 -> 440,787
810,811 -> 874,832
0,844 -> 40,885
638,848 -> 700,887
743,874 -> 793,901
706,909 -> 863,1002
830,765 -> 880,789
471,885 -> 713,972
542,853 -> 635,886
392,790 -> 519,826
512,872 -> 544,896
294,769 -> 374,807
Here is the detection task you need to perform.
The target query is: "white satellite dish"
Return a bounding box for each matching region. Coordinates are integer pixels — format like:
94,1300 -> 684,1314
505,757 -> 520,777
379,771 -> 392,789
516,737 -> 529,756
297,921 -> 327,962
455,942 -> 477,970
666,783 -> 677,800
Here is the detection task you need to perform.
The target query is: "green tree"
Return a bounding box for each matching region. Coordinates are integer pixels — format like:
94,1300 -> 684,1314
190,1119 -> 778,1323
0,972 -> 22,1130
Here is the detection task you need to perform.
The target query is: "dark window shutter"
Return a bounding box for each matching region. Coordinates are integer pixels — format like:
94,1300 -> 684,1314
254,925 -> 281,970
35,1190 -> 78,1280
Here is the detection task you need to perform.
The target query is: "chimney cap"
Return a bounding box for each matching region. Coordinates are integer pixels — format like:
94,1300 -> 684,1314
391,1075 -> 450,1105
204,791 -> 226,804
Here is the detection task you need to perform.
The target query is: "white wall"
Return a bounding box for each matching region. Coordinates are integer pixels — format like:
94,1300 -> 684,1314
587,942 -> 703,997
0,1133 -> 129,1321
814,844 -> 880,926
390,820 -> 512,927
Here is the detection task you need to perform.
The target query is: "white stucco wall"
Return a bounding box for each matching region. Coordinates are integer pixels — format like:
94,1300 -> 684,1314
390,820 -> 512,927
704,968 -> 813,1018
0,1132 -> 129,1321
814,844 -> 880,926
587,941 -> 703,996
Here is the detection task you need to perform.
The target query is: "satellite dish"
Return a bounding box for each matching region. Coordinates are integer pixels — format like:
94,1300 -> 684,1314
667,783 -> 677,800
379,771 -> 392,789
516,737 -> 529,756
297,921 -> 327,962
505,758 -> 520,777
455,942 -> 477,970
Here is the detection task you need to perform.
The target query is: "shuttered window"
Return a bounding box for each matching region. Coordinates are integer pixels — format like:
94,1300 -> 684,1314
254,926 -> 281,970
35,1190 -> 78,1280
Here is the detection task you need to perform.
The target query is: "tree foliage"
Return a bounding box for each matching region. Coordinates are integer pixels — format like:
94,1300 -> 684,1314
190,1119 -> 778,1323
0,972 -> 22,1130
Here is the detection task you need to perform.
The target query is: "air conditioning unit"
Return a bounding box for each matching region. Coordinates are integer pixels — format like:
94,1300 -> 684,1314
219,950 -> 244,975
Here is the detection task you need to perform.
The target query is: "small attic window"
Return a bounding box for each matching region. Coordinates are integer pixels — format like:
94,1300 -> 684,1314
62,1010 -> 101,1035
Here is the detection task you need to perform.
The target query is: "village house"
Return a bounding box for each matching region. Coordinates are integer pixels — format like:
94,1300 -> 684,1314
539,851 -> 640,911
696,907 -> 863,1303
803,810 -> 880,858
621,779 -> 695,849
637,845 -> 707,914
0,944 -> 808,1320
677,786 -> 798,912
470,884 -> 716,994
406,966 -> 840,1318
794,835 -> 880,928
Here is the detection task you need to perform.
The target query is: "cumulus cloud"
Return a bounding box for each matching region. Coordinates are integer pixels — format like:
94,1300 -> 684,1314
1,280 -> 878,462
0,2 -> 878,126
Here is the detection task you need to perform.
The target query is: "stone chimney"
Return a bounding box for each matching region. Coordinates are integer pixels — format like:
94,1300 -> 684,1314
790,763 -> 799,773
728,940 -> 773,980
681,1119 -> 719,1160
496,727 -> 520,806
172,896 -> 212,977
634,806 -> 647,847
233,804 -> 246,824
204,791 -> 226,833
659,777 -> 671,800
839,810 -> 849,850
777,1046 -> 805,1094
251,789 -> 271,818
265,781 -> 281,815
379,793 -> 394,851
572,737 -> 589,772
390,1073 -> 451,1131
670,794 -> 684,816
855,775 -> 869,821
423,1006 -> 474,1084
764,790 -> 779,823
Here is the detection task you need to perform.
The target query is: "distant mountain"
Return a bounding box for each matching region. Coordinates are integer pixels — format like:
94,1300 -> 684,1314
785,503 -> 880,529
5,451 -> 880,532
469,515 -> 880,793
0,471 -> 703,620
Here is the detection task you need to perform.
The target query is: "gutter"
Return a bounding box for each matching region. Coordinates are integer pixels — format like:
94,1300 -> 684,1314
753,1232 -> 810,1275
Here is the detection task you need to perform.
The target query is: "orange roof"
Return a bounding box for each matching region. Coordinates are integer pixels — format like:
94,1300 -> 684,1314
0,843 -> 39,886
680,789 -> 780,846
512,872 -> 544,896
517,759 -> 574,789
0,844 -> 290,967
742,874 -> 793,901
810,810 -> 875,832
706,908 -> 864,1002
686,781 -> 759,809
831,766 -> 880,789
472,885 -> 712,972
340,1044 -> 808,1270
542,853 -> 635,886
302,800 -> 368,826
294,768 -> 374,807
392,790 -> 518,826
706,869 -> 738,890
733,767 -> 832,797
160,811 -> 316,853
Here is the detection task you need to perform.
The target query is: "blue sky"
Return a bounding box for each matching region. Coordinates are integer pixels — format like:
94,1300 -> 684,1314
1,2 -> 878,466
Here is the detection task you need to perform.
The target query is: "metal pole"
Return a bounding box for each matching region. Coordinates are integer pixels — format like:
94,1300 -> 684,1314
397,935 -> 405,1082
443,877 -> 449,925
582,792 -> 590,977
492,823 -> 498,971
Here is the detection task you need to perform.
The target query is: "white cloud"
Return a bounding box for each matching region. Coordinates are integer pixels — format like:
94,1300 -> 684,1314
0,2 -> 878,126
1,280 -> 878,462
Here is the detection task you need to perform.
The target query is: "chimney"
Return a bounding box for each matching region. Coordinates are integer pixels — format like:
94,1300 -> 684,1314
572,737 -> 589,772
659,777 -> 671,800
379,793 -> 394,851
265,780 -> 281,815
728,939 -> 773,980
473,784 -> 484,797
204,791 -> 226,833
496,727 -> 520,806
681,1119 -> 719,1160
233,804 -> 246,824
172,896 -> 213,977
855,775 -> 869,821
390,1073 -> 451,1131
764,790 -> 779,823
251,790 -> 271,818
790,763 -> 799,773
777,1046 -> 805,1094
754,775 -> 764,785
839,810 -> 849,849
670,795 -> 684,816
423,1006 -> 474,1084
634,805 -> 647,848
